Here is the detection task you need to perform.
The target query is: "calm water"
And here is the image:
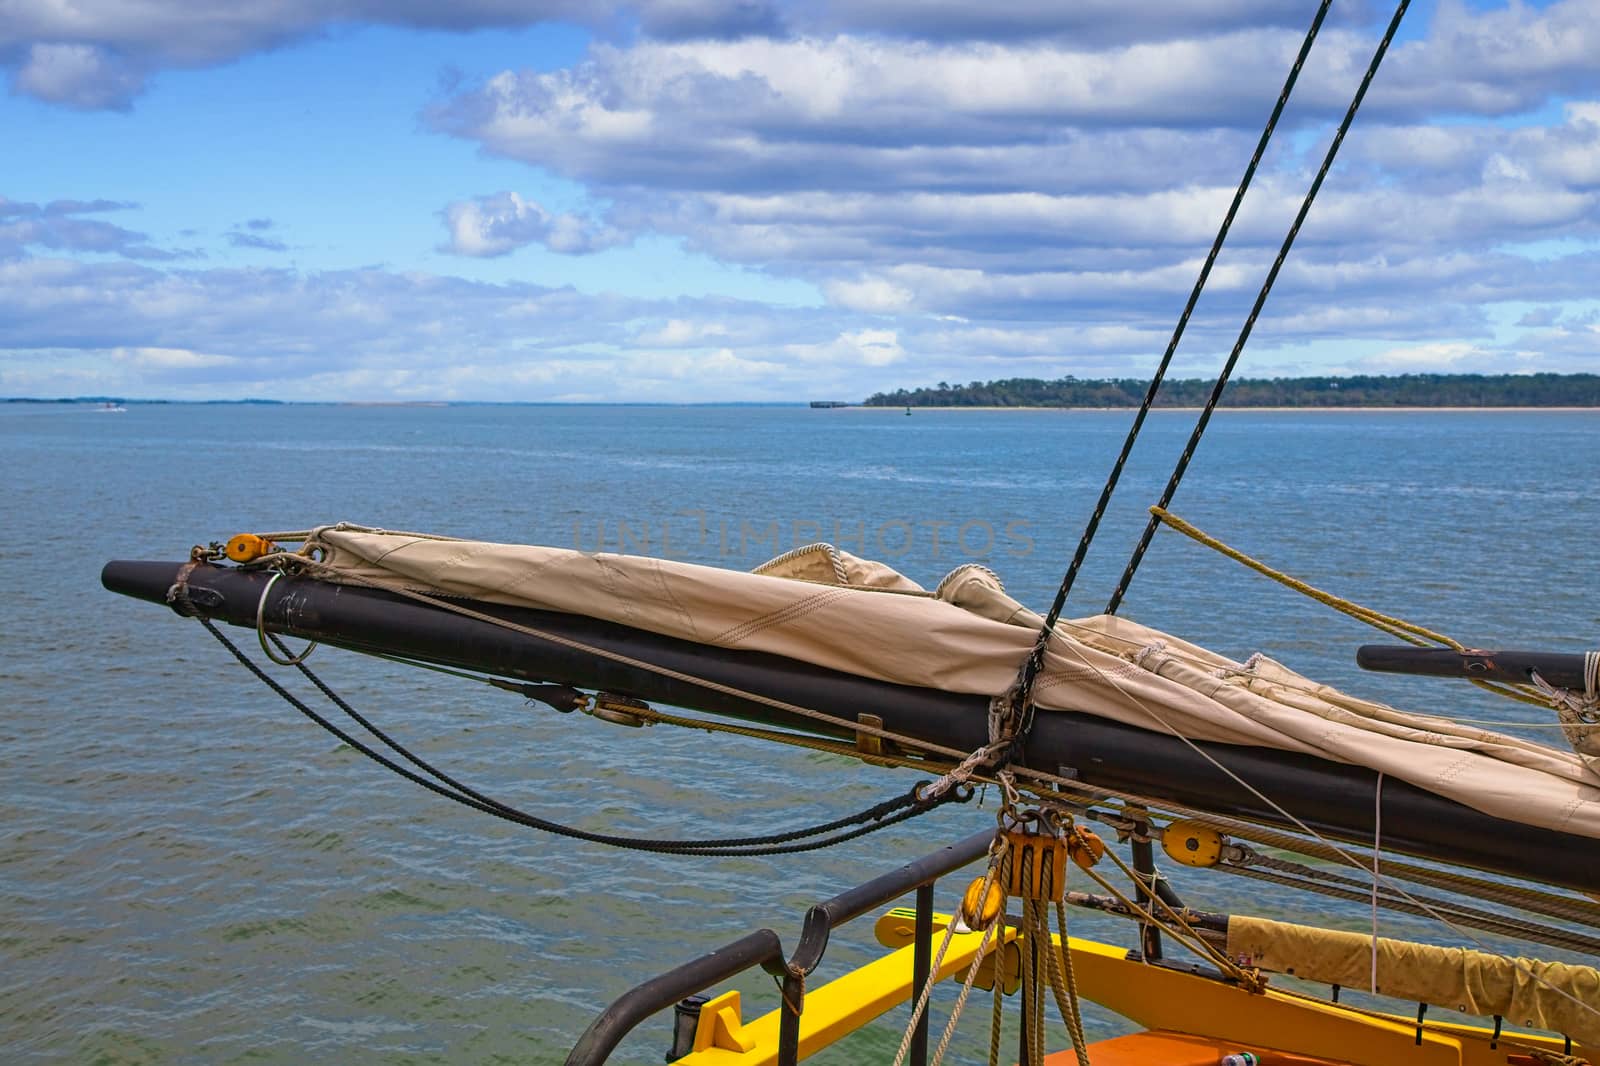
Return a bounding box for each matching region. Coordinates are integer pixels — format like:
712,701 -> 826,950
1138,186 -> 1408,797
3,404 -> 1597,1063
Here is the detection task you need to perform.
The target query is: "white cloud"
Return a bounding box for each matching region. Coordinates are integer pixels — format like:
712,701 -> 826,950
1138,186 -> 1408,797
1,0 -> 605,109
824,276 -> 914,313
416,9 -> 1600,333
439,192 -> 625,257
12,42 -> 144,109
1358,342 -> 1490,372
109,346 -> 236,368
6,2 -> 1600,398
785,328 -> 904,366
633,318 -> 731,345
0,197 -> 186,259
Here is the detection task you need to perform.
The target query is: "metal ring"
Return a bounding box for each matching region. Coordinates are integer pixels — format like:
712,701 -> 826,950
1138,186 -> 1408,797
256,570 -> 318,666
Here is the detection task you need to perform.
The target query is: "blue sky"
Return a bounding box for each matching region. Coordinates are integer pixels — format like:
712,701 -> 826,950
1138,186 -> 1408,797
1,0 -> 1596,401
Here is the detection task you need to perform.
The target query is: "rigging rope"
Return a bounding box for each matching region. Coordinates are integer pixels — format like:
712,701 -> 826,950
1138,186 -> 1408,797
892,838 -> 1008,1066
1044,620 -> 1600,1030
1105,0 -> 1412,616
1010,0 -> 1334,719
195,618 -> 969,857
1150,503 -> 1600,766
1213,858 -> 1600,958
227,538 -> 1600,928
1159,811 -> 1600,930
182,537 -> 1600,1029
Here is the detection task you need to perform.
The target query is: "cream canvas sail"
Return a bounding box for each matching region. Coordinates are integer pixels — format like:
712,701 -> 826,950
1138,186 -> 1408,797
305,524 -> 1600,841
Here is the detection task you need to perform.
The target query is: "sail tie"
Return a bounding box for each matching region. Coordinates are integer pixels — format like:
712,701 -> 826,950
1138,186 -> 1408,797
922,687 -> 1026,802
1530,654 -> 1600,763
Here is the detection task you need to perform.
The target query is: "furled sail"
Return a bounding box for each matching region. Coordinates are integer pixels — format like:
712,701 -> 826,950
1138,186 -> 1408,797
1227,914 -> 1600,1046
301,523 -> 1600,841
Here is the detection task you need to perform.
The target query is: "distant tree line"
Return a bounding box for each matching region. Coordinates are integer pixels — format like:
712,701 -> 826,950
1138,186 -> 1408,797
863,373 -> 1600,408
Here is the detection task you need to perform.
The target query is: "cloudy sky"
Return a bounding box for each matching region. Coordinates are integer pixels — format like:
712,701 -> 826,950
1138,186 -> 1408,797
2,0 -> 1596,401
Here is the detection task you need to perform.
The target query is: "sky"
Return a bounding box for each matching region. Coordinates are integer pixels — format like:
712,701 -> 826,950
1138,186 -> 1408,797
1,0 -> 1597,402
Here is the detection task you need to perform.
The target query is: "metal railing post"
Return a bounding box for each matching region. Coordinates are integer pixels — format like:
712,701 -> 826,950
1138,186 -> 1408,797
910,881 -> 934,1066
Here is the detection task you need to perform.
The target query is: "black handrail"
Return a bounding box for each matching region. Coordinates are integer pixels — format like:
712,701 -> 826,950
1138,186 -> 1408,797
566,930 -> 788,1064
565,828 -> 994,1066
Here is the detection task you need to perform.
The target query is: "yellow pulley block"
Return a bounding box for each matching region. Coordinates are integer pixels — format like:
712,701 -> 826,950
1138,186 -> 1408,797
225,533 -> 276,563
1066,826 -> 1105,869
959,875 -> 1005,929
1002,828 -> 1069,902
1161,819 -> 1225,868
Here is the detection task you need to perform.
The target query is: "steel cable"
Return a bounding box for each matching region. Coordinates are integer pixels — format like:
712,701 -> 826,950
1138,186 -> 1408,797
1011,0 -> 1335,710
1107,0 -> 1412,614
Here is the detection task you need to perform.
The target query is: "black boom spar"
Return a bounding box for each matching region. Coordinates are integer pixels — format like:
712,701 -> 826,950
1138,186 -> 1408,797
103,558 -> 1600,894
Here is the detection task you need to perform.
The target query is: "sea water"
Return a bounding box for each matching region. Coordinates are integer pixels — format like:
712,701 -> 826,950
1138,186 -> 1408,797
3,403 -> 1596,1063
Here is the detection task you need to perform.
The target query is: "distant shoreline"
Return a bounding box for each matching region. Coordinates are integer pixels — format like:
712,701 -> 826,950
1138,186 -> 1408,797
867,372 -> 1600,409
852,405 -> 1600,412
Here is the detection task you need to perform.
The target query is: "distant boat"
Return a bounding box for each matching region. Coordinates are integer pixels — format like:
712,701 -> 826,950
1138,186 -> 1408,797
905,405 -> 912,416
96,402 -> 127,413
808,400 -> 849,408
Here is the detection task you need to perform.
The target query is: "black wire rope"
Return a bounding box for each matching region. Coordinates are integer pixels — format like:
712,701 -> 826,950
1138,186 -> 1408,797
198,618 -> 969,856
1009,0 -> 1334,710
1105,0 -> 1411,616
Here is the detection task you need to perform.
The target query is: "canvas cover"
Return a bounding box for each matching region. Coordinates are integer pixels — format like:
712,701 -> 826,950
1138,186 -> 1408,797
1227,914 -> 1600,1046
303,524 -> 1600,841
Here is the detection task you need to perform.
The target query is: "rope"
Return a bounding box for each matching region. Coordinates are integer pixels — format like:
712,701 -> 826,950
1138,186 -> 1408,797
1106,0 -> 1412,615
930,846 -> 1012,1066
1148,507 -> 1550,708
988,949 -> 1004,1066
1019,890 -> 1092,1066
1020,895 -> 1043,1066
199,619 -> 967,857
1531,664 -> 1600,764
1075,826 -> 1261,986
1212,858 -> 1600,957
219,542 -> 1275,837
272,544 -> 978,766
1045,632 -> 1600,1029
1050,900 -> 1092,1065
248,545 -> 1600,933
270,525 -> 1009,806
1163,811 -> 1600,929
247,541 -> 1599,929
892,838 -> 1006,1066
245,527 -> 1561,879
201,536 -> 1600,1023
1009,0 -> 1334,717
